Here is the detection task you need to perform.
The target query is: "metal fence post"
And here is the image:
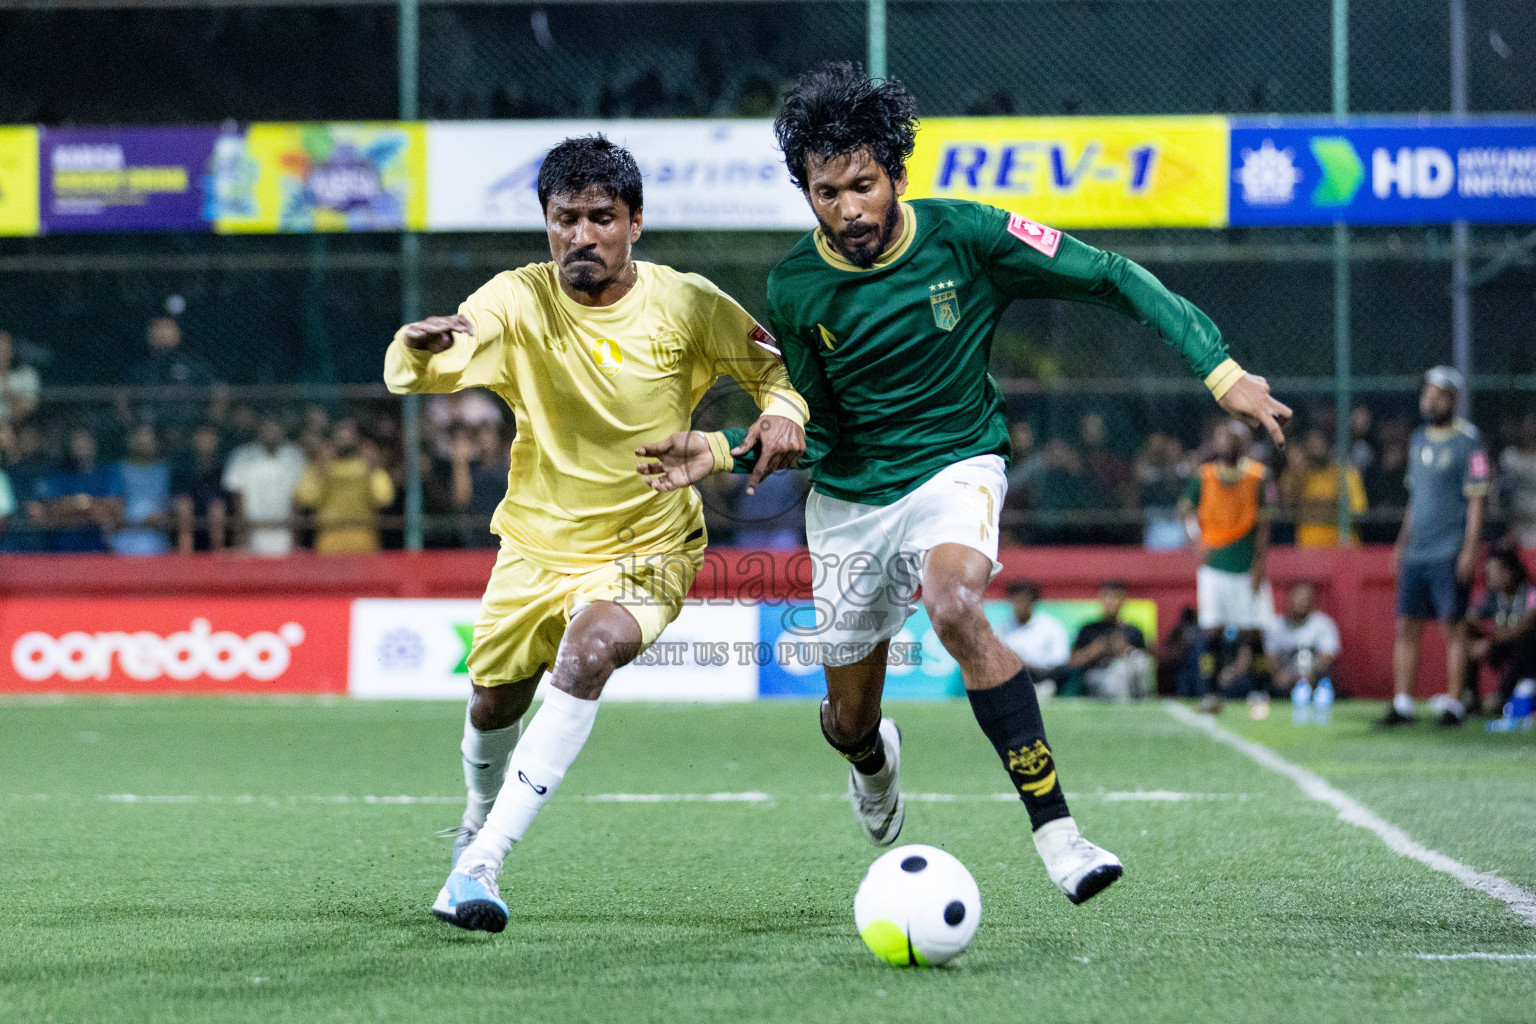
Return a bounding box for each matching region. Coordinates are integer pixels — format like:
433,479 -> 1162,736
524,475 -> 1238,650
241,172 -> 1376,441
1332,0 -> 1354,543
867,0 -> 887,79
1450,0 -> 1471,419
399,0 -> 424,551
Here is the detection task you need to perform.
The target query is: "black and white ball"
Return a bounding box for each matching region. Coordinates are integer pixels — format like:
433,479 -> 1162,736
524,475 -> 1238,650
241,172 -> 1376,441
854,844 -> 981,966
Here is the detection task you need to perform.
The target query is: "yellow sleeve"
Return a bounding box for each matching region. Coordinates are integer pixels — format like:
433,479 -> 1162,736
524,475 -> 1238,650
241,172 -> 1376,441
369,469 -> 396,509
384,273 -> 516,395
693,286 -> 808,427
1347,467 -> 1367,514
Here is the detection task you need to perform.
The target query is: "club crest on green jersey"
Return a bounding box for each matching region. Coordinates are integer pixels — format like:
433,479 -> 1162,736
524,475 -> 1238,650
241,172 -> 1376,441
928,280 -> 959,332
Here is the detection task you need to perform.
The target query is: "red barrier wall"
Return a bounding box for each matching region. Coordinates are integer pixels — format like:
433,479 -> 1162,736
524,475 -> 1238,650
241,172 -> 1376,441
0,546 -> 1434,698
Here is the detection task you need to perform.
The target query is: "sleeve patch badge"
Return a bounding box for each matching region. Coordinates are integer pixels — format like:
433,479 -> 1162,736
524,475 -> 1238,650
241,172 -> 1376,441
1006,214 -> 1062,258
1469,450 -> 1489,480
748,323 -> 781,359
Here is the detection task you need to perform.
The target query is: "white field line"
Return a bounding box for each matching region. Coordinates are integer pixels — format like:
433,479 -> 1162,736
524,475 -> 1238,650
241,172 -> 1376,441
1409,952 -> 1536,961
1165,701 -> 1536,929
0,789 -> 1245,806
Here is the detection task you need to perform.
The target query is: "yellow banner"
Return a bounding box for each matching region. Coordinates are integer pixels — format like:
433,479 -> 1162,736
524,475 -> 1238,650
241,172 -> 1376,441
0,126 -> 40,237
906,116 -> 1229,228
215,122 -> 426,234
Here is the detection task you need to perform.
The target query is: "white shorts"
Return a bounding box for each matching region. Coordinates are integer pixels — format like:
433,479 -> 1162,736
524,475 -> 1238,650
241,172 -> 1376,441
803,454 -> 1006,667
1196,565 -> 1274,630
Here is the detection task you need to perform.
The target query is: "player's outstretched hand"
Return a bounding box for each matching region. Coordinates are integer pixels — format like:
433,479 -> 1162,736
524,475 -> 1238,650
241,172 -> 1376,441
1218,373 -> 1293,448
636,431 -> 715,493
400,314 -> 473,354
733,414 -> 806,496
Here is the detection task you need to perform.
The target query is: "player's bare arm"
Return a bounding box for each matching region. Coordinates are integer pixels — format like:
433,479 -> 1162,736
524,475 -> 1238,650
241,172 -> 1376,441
399,314 -> 473,353
731,414 -> 805,493
637,414 -> 806,495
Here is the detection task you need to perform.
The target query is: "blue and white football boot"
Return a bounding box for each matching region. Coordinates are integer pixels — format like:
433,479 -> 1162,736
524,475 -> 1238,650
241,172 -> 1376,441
432,862 -> 508,933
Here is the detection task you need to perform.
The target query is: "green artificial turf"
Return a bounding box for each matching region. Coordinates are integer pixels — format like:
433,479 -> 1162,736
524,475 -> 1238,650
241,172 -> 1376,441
1,697 -> 1532,1023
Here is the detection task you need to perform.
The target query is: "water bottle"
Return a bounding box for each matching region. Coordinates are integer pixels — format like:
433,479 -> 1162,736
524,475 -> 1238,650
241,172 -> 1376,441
1291,679 -> 1313,725
1513,679 -> 1535,723
1313,678 -> 1334,725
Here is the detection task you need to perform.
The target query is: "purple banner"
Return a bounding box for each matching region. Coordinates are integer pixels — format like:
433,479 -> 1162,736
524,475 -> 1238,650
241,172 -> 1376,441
40,127 -> 217,233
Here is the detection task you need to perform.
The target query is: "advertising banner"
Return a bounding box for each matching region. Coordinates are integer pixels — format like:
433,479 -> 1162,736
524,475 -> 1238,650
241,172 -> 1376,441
1230,119 -> 1536,226
758,599 -> 1158,699
0,598 -> 350,694
0,125 -> 40,236
215,122 -> 426,233
348,599 -> 759,700
905,116 -> 1230,228
39,127 -> 217,233
426,120 -> 812,231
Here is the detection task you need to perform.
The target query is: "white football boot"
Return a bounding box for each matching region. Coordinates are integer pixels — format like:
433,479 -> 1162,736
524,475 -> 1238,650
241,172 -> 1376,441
1033,816 -> 1124,905
432,861 -> 508,933
848,718 -> 904,846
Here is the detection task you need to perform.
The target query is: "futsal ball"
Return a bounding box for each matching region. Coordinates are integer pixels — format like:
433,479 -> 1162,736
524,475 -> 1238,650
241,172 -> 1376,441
854,844 -> 981,967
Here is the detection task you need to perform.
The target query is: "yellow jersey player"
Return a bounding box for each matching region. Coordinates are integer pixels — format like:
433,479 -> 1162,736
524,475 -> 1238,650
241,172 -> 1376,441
385,136 -> 807,933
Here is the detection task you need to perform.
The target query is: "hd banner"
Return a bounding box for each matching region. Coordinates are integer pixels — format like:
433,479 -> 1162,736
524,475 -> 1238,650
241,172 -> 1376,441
1229,118 -> 1536,226
904,116 -> 1231,228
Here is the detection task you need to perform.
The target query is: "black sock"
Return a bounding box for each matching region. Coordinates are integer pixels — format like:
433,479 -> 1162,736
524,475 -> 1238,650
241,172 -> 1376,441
967,668 -> 1070,830
821,703 -> 887,776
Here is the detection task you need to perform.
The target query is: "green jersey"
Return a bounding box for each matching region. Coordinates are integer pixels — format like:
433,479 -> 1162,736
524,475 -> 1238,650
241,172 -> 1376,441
726,198 -> 1240,505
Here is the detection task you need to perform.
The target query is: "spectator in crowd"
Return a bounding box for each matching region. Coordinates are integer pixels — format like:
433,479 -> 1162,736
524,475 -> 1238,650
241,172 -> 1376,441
0,448 -> 14,536
32,427 -> 123,553
1499,413 -> 1536,549
123,316 -> 222,426
1382,367 -> 1489,728
449,421 -> 511,549
1468,547 -> 1536,715
1362,416 -> 1412,543
0,329 -> 40,426
1282,427 -> 1367,547
999,580 -> 1070,689
173,423 -> 228,553
1004,420 -> 1044,509
111,423 -> 173,556
1178,420 -> 1274,713
1135,431 -> 1191,551
295,418 -> 394,553
0,421 -> 56,551
1079,412 -> 1132,507
224,415 -> 308,556
1032,439 -> 1108,544
428,390 -> 504,460
1349,405 -> 1376,475
299,404 -> 331,460
1067,579 -> 1154,701
1159,606 -> 1205,698
1264,581 -> 1341,695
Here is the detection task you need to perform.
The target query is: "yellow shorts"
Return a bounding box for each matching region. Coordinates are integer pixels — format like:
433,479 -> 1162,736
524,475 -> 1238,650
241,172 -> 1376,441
467,532 -> 707,687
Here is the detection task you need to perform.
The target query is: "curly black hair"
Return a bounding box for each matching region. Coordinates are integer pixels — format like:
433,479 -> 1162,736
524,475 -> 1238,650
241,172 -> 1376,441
537,134 -> 643,215
773,61 -> 918,192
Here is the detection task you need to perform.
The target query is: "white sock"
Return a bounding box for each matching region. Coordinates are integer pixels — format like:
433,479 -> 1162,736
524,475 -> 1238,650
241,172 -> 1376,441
1394,693 -> 1415,716
460,706 -> 522,830
457,687 -> 600,871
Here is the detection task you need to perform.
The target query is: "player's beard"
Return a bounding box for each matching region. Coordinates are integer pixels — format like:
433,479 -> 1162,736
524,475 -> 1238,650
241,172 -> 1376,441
561,248 -> 615,295
826,198 -> 902,269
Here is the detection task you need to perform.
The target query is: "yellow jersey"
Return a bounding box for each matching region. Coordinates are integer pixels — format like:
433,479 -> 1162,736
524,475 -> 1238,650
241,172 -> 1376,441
384,261 -> 807,571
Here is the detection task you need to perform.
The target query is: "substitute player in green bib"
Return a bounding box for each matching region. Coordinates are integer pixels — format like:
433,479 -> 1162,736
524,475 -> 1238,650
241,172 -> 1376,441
639,63 -> 1292,905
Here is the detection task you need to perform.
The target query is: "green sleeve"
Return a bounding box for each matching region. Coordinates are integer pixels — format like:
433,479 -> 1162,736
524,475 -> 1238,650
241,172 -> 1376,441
1181,474 -> 1201,506
978,206 -> 1231,380
725,286 -> 839,475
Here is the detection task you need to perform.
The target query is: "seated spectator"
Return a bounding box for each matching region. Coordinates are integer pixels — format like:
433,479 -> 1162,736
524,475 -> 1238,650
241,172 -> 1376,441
449,421 -> 509,548
32,427 -> 123,553
111,424 -> 173,556
999,580 -> 1070,686
1264,581 -> 1341,695
295,418 -> 394,553
1499,413 -> 1536,549
0,421 -> 57,551
1282,427 -> 1366,547
174,423 -> 228,553
1469,548 -> 1536,714
224,415 -> 308,556
0,329 -> 40,426
1067,579 -> 1154,701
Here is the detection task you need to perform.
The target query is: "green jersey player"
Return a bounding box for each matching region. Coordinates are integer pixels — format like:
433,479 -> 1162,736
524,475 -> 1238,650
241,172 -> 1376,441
639,63 -> 1291,905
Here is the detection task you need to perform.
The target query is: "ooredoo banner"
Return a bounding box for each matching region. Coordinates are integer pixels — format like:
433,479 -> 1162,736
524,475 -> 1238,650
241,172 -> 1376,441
0,599 -> 350,694
425,120 -> 812,231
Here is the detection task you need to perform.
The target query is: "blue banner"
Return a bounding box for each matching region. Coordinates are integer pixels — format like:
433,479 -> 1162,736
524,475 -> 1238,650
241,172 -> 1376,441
1230,118 -> 1536,226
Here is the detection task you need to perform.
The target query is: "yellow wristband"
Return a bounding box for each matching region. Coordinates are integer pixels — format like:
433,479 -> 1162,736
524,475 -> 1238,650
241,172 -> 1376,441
704,431 -> 735,474
1204,359 -> 1246,402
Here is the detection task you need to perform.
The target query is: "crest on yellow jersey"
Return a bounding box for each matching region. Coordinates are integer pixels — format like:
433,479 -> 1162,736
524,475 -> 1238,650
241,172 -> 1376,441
591,338 -> 624,378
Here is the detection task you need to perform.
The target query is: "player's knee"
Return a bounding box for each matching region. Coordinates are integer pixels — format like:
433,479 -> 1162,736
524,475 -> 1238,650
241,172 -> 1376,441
924,586 -> 987,653
470,682 -> 533,730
